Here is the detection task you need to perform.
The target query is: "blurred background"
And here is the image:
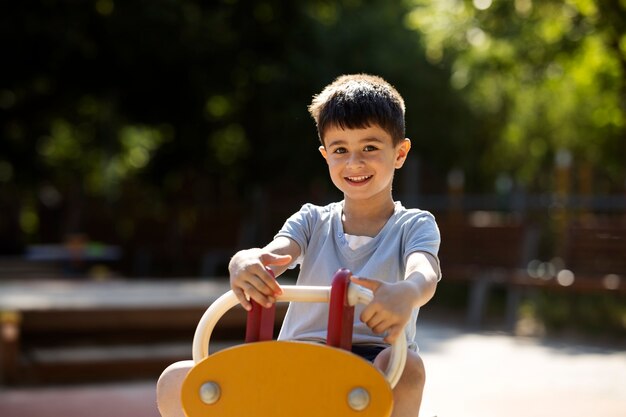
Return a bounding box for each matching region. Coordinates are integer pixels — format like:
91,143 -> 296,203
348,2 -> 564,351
0,0 -> 625,414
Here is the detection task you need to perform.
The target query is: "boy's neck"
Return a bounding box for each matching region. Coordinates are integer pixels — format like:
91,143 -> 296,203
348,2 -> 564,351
341,196 -> 396,237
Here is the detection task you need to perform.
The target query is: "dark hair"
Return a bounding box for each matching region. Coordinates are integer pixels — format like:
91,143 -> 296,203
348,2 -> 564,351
308,74 -> 406,145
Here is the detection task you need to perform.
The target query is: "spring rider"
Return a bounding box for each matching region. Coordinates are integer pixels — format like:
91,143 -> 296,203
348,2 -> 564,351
161,268 -> 407,416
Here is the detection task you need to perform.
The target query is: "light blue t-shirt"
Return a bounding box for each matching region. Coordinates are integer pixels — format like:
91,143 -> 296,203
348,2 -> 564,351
275,201 -> 441,349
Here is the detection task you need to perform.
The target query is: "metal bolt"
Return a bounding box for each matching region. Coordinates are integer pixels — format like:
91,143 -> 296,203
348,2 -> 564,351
347,387 -> 370,411
199,381 -> 221,405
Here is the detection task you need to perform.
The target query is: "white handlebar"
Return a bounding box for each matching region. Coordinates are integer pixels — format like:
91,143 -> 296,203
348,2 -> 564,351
191,283 -> 407,388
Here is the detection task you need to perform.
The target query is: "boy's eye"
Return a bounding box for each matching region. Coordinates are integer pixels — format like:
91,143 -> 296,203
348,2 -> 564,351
363,145 -> 378,152
333,147 -> 347,154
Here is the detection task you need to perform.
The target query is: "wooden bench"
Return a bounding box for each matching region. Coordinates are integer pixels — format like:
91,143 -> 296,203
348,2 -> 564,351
493,221 -> 626,335
437,220 -> 539,329
562,222 -> 626,291
0,280 -> 287,386
0,258 -> 64,279
512,222 -> 626,294
1,306 -> 210,385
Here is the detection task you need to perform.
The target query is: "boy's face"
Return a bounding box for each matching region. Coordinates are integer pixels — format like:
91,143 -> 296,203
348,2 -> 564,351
318,125 -> 411,203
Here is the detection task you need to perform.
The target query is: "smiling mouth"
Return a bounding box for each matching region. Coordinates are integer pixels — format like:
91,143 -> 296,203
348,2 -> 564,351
346,175 -> 372,183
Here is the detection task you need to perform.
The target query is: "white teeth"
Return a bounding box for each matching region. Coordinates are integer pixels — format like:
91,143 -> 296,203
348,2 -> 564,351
347,175 -> 371,182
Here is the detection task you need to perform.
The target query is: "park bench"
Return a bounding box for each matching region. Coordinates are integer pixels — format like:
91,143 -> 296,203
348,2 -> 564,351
514,221 -> 626,294
0,258 -> 64,279
437,218 -> 626,330
562,222 -> 626,292
436,219 -> 539,329
0,280 -> 287,386
497,220 -> 626,335
1,306 -> 208,385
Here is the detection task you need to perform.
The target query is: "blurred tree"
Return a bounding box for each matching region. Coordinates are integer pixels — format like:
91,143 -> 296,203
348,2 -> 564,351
0,0 -> 463,264
405,0 -> 626,193
2,0 -> 624,273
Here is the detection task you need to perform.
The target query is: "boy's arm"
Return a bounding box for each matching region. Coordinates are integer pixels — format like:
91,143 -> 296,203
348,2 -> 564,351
350,251 -> 439,343
229,236 -> 301,311
403,250 -> 440,306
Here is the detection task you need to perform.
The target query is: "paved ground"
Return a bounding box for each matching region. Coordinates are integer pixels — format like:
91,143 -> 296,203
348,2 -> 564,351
0,382 -> 160,417
418,318 -> 626,417
1,316 -> 624,417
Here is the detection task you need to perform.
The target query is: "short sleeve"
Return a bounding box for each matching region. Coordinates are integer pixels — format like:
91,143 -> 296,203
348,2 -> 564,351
274,203 -> 320,266
403,213 -> 442,279
404,214 -> 440,257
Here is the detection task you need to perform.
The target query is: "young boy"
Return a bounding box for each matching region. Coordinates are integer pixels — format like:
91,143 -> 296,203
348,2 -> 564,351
157,74 -> 441,417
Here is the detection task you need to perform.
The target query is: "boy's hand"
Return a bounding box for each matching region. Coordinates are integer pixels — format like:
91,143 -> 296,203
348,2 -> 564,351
350,276 -> 418,344
229,249 -> 292,311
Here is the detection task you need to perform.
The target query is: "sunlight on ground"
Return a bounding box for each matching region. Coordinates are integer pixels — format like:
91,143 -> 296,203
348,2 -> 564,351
420,329 -> 626,417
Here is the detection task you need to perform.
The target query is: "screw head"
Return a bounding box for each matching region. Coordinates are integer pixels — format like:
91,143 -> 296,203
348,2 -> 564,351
347,387 -> 370,411
199,381 -> 221,405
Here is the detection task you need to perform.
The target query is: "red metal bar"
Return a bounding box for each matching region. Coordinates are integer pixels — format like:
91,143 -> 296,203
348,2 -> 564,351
245,269 -> 277,343
245,300 -> 276,342
326,268 -> 354,351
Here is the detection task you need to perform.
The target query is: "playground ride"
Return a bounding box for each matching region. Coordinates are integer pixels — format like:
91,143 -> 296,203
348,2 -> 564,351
172,268 -> 407,417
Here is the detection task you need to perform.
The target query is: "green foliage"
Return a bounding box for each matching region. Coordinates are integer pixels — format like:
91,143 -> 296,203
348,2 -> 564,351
1,0 -> 463,243
1,0 -> 624,250
406,0 -> 626,191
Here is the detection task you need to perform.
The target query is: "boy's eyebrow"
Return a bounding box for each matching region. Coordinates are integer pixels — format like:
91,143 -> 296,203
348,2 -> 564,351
325,139 -> 346,148
325,136 -> 385,148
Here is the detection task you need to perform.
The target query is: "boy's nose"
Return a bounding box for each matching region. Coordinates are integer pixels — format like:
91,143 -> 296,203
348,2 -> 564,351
346,152 -> 365,167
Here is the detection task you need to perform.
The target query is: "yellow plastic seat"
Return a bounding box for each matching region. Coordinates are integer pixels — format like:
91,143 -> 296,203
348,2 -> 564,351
182,340 -> 393,416
177,269 -> 406,417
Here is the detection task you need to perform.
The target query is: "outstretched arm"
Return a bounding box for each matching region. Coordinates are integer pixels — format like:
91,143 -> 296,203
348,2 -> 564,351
229,236 -> 301,311
350,251 -> 439,343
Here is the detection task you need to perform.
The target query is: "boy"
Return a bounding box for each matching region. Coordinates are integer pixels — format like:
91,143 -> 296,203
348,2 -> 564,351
157,74 -> 441,417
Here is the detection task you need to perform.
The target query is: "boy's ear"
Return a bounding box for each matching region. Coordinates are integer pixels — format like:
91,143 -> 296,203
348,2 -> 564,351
395,138 -> 411,169
319,146 -> 328,161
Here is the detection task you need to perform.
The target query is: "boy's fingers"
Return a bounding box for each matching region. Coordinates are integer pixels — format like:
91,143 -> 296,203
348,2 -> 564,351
248,273 -> 275,295
233,288 -> 252,311
261,253 -> 293,267
385,325 -> 404,343
240,282 -> 275,308
360,302 -> 384,325
253,262 -> 283,295
366,315 -> 386,332
350,276 -> 383,292
373,322 -> 389,335
384,326 -> 400,343
229,251 -> 288,310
